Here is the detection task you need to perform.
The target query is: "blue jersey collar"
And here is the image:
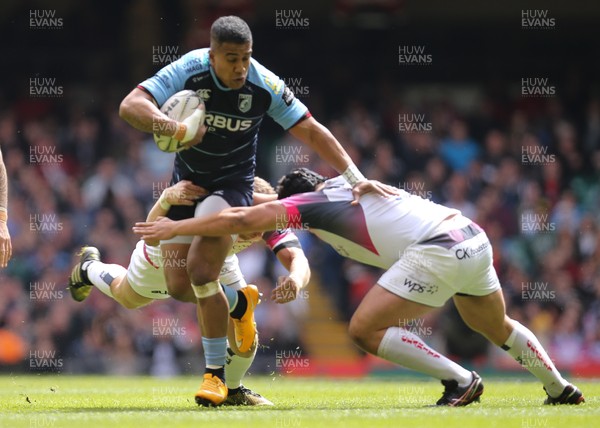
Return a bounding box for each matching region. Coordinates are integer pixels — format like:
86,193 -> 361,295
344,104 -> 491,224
210,66 -> 233,91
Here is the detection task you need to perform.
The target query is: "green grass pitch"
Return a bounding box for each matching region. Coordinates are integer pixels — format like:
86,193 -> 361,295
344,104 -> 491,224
0,375 -> 598,428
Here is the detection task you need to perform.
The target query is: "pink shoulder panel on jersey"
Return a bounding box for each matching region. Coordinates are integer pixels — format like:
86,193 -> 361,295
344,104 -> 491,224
263,229 -> 298,251
278,198 -> 303,229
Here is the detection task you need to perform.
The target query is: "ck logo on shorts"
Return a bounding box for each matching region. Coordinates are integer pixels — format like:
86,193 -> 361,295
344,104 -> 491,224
455,248 -> 471,260
455,241 -> 489,260
403,278 -> 438,295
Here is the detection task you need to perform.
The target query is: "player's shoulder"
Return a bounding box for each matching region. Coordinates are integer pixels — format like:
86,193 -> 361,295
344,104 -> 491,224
174,48 -> 211,74
248,58 -> 286,97
318,177 -> 355,202
323,176 -> 351,190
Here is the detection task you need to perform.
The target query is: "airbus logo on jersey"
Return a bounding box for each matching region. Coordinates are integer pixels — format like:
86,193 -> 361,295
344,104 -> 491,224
204,113 -> 253,132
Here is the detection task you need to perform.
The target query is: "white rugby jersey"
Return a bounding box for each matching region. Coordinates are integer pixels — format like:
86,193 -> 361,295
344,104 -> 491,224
278,176 -> 462,269
129,228 -> 302,295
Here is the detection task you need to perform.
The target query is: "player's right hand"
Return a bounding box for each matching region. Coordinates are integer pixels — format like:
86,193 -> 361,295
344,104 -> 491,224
351,179 -> 402,205
271,275 -> 301,304
132,217 -> 176,243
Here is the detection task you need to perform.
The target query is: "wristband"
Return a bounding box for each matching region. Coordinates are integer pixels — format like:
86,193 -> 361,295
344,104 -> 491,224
342,164 -> 366,186
173,123 -> 187,141
159,192 -> 171,211
0,208 -> 6,223
179,109 -> 204,143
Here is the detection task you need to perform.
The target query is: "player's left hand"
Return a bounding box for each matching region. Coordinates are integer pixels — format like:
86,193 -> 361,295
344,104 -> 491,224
133,217 -> 176,243
165,180 -> 207,206
271,275 -> 302,304
0,221 -> 12,268
351,180 -> 402,205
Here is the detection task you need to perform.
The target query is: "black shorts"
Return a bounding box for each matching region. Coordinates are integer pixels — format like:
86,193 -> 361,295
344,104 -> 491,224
167,185 -> 253,221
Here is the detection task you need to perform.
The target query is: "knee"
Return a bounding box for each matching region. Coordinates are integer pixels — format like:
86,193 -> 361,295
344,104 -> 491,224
461,317 -> 478,333
348,316 -> 370,351
167,284 -> 195,303
186,262 -> 221,287
165,271 -> 195,303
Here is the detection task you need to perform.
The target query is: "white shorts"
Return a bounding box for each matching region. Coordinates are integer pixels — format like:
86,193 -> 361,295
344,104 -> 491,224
125,241 -> 246,300
220,254 -> 247,290
126,240 -> 170,299
378,216 -> 501,307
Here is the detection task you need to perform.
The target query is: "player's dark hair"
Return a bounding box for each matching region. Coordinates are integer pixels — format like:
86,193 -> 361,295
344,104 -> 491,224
276,168 -> 327,199
211,16 -> 253,45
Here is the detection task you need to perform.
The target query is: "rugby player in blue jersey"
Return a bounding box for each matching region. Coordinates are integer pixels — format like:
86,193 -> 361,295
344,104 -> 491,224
119,16 -> 389,406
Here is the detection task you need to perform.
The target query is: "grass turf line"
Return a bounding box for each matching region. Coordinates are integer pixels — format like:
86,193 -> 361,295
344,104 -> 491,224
0,375 -> 598,428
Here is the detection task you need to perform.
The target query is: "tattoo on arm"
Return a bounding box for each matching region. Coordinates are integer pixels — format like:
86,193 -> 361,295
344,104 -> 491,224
0,149 -> 7,212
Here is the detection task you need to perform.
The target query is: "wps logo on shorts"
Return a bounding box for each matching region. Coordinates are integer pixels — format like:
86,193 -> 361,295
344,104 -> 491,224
403,278 -> 438,295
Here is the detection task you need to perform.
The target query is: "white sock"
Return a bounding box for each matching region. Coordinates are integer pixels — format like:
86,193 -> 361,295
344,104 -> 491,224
85,262 -> 126,299
502,320 -> 568,397
225,346 -> 256,389
377,327 -> 473,386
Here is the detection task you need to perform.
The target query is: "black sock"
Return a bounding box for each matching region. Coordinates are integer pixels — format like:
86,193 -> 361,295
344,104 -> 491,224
229,290 -> 248,320
204,366 -> 225,381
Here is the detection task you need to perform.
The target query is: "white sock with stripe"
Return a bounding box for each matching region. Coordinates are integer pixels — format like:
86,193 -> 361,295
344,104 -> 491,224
85,261 -> 126,299
225,346 -> 256,389
501,320 -> 568,397
377,327 -> 473,386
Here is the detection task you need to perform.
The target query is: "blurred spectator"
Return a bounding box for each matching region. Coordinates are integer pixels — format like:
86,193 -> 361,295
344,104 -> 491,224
439,119 -> 480,173
81,158 -> 134,211
1,9 -> 600,376
443,173 -> 476,220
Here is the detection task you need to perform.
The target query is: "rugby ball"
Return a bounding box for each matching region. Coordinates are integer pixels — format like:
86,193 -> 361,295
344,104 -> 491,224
153,90 -> 204,153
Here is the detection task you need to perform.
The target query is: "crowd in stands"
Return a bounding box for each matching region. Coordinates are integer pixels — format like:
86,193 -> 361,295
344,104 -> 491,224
1,86 -> 599,375
1,2 -> 599,376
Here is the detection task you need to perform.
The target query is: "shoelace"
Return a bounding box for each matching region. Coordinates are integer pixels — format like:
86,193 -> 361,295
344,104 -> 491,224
240,386 -> 260,397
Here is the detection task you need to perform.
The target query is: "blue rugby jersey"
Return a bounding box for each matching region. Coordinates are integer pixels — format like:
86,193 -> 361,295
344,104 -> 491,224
139,48 -> 309,189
